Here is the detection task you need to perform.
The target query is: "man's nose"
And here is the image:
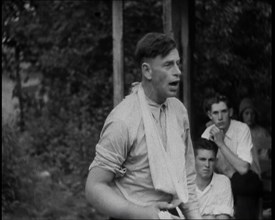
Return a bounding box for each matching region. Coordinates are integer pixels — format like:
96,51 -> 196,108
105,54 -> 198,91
173,64 -> 181,77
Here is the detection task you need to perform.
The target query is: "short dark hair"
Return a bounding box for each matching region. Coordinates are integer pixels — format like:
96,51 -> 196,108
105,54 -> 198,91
194,138 -> 218,156
134,32 -> 177,67
203,93 -> 232,114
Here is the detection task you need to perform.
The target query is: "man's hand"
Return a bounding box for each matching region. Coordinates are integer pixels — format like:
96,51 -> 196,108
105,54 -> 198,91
202,214 -> 216,219
144,202 -> 180,219
210,125 -> 225,147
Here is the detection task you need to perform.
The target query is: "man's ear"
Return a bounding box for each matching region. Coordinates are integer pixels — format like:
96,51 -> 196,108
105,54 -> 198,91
229,107 -> 233,117
207,111 -> 212,120
141,62 -> 152,80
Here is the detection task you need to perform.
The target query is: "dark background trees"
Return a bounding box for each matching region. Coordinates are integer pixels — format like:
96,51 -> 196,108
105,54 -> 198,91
2,0 -> 271,219
193,0 -> 271,138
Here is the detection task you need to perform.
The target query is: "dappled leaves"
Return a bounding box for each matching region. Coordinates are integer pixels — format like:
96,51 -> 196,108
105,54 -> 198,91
193,0 -> 271,136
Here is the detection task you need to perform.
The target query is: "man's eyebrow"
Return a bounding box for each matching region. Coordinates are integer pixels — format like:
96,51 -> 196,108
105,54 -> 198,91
163,59 -> 180,65
198,156 -> 207,159
162,60 -> 174,65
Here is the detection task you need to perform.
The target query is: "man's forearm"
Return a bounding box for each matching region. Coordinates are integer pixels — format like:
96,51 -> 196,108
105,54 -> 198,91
202,214 -> 216,219
86,181 -> 148,219
215,214 -> 231,219
219,143 -> 250,175
179,202 -> 201,219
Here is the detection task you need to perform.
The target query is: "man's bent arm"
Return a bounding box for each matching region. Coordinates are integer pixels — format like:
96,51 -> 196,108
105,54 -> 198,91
85,167 -> 161,219
211,127 -> 250,175
218,142 -> 250,175
215,214 -> 231,219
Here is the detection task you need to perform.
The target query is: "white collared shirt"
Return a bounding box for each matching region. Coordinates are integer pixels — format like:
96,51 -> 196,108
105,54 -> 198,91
89,91 -> 199,215
202,119 -> 253,177
196,173 -> 234,217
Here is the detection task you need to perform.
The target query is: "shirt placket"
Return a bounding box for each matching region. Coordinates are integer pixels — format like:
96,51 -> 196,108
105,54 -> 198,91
159,104 -> 167,150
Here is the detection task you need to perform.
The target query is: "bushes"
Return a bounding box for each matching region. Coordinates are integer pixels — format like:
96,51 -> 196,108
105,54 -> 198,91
2,74 -> 110,219
2,123 -> 21,213
2,123 -> 106,220
2,123 -> 41,216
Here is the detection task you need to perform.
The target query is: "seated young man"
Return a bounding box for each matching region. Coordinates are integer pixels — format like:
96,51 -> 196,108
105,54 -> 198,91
194,138 -> 234,219
201,93 -> 263,219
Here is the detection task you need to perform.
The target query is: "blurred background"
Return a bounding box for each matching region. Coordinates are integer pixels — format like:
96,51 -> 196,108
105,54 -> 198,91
2,0 -> 271,219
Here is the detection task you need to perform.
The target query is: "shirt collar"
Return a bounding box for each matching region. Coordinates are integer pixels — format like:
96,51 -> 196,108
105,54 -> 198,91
196,173 -> 215,194
209,173 -> 216,186
144,95 -> 167,120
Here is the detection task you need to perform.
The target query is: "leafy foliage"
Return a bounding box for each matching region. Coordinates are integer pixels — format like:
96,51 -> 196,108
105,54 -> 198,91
193,0 -> 271,137
2,0 -> 162,219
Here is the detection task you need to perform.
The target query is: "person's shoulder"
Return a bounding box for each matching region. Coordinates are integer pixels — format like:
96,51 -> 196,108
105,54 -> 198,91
108,93 -> 141,124
201,123 -> 214,138
212,173 -> 231,187
167,98 -> 191,128
253,125 -> 270,136
167,97 -> 187,113
231,119 -> 246,127
213,172 -> 230,182
230,119 -> 250,131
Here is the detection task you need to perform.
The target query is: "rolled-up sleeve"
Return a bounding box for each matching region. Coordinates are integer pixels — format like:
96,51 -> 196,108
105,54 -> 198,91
236,124 -> 253,164
89,119 -> 130,177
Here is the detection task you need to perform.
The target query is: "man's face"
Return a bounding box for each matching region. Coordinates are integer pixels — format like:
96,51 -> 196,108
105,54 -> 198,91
146,48 -> 181,103
208,101 -> 232,131
195,149 -> 216,180
242,108 -> 255,126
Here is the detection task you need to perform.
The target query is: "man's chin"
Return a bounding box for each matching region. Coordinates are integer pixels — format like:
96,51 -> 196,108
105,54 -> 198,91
167,90 -> 178,97
216,124 -> 225,130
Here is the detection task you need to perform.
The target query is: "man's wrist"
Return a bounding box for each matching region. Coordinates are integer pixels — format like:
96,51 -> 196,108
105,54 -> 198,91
125,203 -> 143,219
217,142 -> 226,149
125,203 -> 156,219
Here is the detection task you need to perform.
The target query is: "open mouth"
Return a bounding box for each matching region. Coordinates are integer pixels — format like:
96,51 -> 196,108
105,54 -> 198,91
169,81 -> 179,87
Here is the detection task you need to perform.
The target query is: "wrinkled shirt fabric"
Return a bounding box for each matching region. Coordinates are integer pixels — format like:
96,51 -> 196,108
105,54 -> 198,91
196,173 -> 234,217
89,89 -> 199,216
201,119 -> 253,177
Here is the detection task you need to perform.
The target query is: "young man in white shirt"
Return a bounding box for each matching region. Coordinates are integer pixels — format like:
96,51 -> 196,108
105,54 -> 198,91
194,138 -> 234,219
201,93 -> 263,219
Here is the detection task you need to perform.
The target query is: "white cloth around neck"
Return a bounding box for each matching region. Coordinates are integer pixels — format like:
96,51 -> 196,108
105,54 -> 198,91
136,84 -> 189,204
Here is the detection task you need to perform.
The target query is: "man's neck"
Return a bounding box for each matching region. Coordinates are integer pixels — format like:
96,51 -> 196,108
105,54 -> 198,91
196,176 -> 212,191
222,118 -> 231,134
142,82 -> 166,104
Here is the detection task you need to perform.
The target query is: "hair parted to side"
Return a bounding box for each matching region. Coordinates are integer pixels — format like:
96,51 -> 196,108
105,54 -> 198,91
134,32 -> 177,67
203,93 -> 232,114
194,138 -> 218,156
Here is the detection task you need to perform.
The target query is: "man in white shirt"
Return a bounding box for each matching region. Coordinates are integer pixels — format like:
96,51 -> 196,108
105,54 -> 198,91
201,93 -> 263,219
194,138 -> 234,219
